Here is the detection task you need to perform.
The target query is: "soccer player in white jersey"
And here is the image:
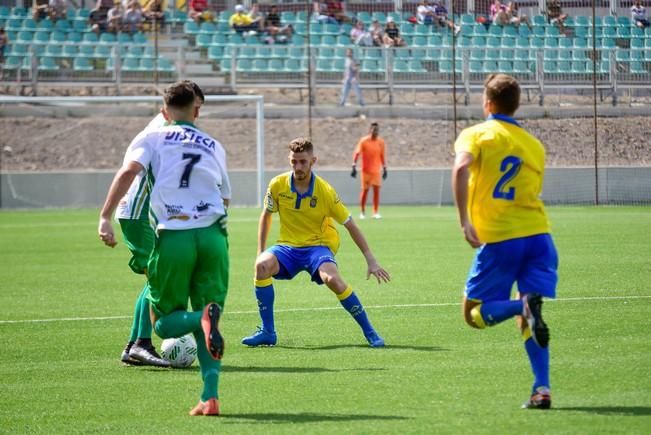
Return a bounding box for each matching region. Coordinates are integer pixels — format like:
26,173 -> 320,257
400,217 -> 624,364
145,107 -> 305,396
99,81 -> 230,416
117,81 -> 205,367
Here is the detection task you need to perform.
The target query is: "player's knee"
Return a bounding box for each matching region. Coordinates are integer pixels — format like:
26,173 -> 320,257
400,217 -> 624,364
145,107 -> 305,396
255,259 -> 272,279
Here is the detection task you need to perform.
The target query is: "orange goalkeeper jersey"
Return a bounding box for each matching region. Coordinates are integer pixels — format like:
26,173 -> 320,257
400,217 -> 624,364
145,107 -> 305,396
353,135 -> 386,175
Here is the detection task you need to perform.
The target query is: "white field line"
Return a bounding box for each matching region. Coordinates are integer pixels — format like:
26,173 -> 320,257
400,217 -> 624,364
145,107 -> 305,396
0,295 -> 649,325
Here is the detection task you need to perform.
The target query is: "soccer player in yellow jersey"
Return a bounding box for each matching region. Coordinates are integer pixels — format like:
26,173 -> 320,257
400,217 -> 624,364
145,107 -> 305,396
241,137 -> 391,348
452,74 -> 559,410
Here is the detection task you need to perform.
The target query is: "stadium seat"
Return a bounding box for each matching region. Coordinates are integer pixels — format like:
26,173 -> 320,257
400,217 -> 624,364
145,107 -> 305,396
408,60 -> 427,73
559,37 -> 573,49
425,48 -> 441,61
82,32 -> 98,44
6,18 -> 23,32
575,16 -> 590,28
498,60 -> 513,73
513,60 -> 531,74
16,31 -> 33,43
412,35 -> 427,47
558,49 -> 571,61
571,61 -> 587,73
37,18 -> 53,31
356,11 -> 371,24
268,58 -> 284,72
121,57 -> 140,72
469,60 -> 483,73
196,33 -> 212,48
62,44 -> 77,57
543,60 -> 556,72
617,27 -> 630,38
251,59 -> 267,72
2,56 -> 22,70
95,45 -> 112,58
38,56 -> 59,71
33,31 -> 49,44
208,45 -> 223,62
336,35 -> 349,46
601,38 -> 616,49
631,38 -> 644,49
518,26 -> 531,38
49,30 -> 66,44
281,11 -> 295,23
630,61 -> 646,74
236,58 -> 253,72
573,49 -> 588,61
184,21 -> 200,34
532,26 -> 545,38
470,48 -> 485,61
362,59 -> 382,73
0,6 -> 9,20
515,49 -> 530,61
530,37 -> 544,49
603,15 -> 617,27
598,60 -> 611,73
72,20 -> 88,32
78,45 -> 95,58
199,21 -> 216,34
73,56 -> 94,71
99,32 -> 116,44
66,31 -> 82,44
616,50 -> 630,61
544,37 -> 558,49
21,18 -> 37,31
532,15 -> 546,27
133,32 -> 147,45
483,60 -> 498,73
45,44 -> 62,57
500,50 -> 515,61
574,38 -> 588,49
501,37 -> 515,49
228,33 -> 243,45
10,6 -> 28,18
316,58 -> 333,72
284,58 -> 304,72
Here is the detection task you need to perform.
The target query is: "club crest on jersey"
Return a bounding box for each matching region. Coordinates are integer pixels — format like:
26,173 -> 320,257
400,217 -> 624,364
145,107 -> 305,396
310,197 -> 318,208
194,201 -> 214,212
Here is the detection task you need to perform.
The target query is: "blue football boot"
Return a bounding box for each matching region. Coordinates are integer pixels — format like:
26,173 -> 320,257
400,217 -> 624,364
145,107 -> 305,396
364,330 -> 385,348
241,327 -> 277,347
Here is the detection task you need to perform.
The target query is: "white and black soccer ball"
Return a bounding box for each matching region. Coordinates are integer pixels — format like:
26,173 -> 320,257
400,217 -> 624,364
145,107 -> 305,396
160,334 -> 197,368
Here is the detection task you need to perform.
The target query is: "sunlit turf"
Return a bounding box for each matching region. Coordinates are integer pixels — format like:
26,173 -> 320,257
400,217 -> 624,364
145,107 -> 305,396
0,206 -> 650,433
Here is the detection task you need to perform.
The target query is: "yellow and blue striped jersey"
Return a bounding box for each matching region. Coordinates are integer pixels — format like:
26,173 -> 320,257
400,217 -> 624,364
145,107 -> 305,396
454,116 -> 550,243
264,172 -> 351,254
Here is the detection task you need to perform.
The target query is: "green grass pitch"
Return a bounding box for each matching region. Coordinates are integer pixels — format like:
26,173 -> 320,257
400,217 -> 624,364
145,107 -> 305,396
1,206 -> 650,433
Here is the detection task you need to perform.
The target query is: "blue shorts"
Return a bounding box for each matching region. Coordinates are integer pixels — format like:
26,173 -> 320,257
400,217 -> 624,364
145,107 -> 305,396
465,233 -> 558,302
267,245 -> 337,285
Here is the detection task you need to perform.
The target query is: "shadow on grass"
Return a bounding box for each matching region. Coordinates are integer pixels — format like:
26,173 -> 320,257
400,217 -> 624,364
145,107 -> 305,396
276,344 -> 449,352
221,412 -> 410,424
555,406 -> 651,416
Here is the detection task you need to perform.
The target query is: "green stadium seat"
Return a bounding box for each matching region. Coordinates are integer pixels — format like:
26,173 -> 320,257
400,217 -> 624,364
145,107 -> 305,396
125,46 -> 143,58
574,38 -> 588,49
603,16 -> 617,27
617,16 -> 631,27
95,45 -> 112,58
412,35 -> 427,47
460,14 -> 474,25
400,23 -> 415,37
323,23 -> 339,36
228,33 -> 243,44
289,47 -> 304,59
295,10 -> 308,23
498,60 -> 513,73
601,38 -> 616,49
208,45 -> 223,61
469,48 -> 484,61
117,32 -> 131,44
543,60 -> 556,72
268,58 -> 284,72
211,33 -> 227,45
424,48 -> 440,61
500,49 -> 515,61
45,44 -> 62,57
571,61 -> 587,73
75,8 -> 90,21
602,26 -> 617,38
33,31 -> 50,43
532,26 -> 545,38
513,60 -> 531,74
631,38 -> 644,49
630,61 -> 646,74
616,50 -> 630,61
544,37 -> 558,49
483,60 -> 498,73
316,58 -> 333,72
335,35 -> 350,46
281,11 -> 295,23
3,56 -> 22,70
532,15 -> 546,27
439,60 -> 462,73
515,49 -> 529,61
251,58 -> 267,72
10,7 -> 28,18
393,59 -> 409,73
501,37 -> 515,49
322,35 -> 336,45
62,44 -> 77,57
50,30 -> 66,43
99,32 -> 116,44
558,50 -> 571,61
21,18 -> 37,31
10,43 -> 28,56
66,31 -> 81,44
284,58 -> 302,72
573,49 -> 588,61
559,37 -> 573,49
472,24 -> 488,38
469,60 -> 483,73
0,6 -> 9,20
38,56 -> 59,71
199,21 -> 216,34
428,35 -> 442,46
196,33 -> 211,47
408,60 -> 427,73
184,21 -> 200,34
575,16 -> 590,27
356,11 -> 371,24
133,32 -> 147,45
6,18 -> 23,32
82,32 -> 98,44
574,26 -> 588,38
72,20 -> 88,32
78,45 -> 94,57
503,25 -> 518,38
237,58 -> 253,72
121,57 -> 140,72
553,60 -> 569,73
361,59 -> 381,73
518,26 -> 531,38
598,60 -> 610,73
73,56 -> 94,71
617,27 -> 630,38
37,18 -> 54,31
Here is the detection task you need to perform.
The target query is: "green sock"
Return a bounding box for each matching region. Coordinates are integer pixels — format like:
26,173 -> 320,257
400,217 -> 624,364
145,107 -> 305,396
154,311 -> 202,339
137,285 -> 152,339
128,285 -> 148,343
194,328 -> 221,401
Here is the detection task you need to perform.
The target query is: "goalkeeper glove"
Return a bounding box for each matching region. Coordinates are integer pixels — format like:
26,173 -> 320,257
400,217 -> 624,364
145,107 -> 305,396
351,165 -> 357,178
382,167 -> 388,180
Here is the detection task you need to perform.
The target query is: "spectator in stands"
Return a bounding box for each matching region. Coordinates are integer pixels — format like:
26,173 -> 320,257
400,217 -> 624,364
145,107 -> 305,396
229,4 -> 257,34
32,0 -> 50,21
490,0 -> 509,25
326,0 -> 352,24
265,5 -> 293,44
107,1 -> 124,33
339,48 -> 365,107
417,0 -> 436,25
350,20 -> 374,46
189,0 -> 214,23
248,3 -> 265,32
369,19 -> 383,46
312,2 -> 338,24
632,0 -> 650,28
383,16 -> 406,47
89,3 -> 110,35
143,0 -> 165,29
0,27 -> 8,66
123,0 -> 144,33
432,0 -> 461,34
506,2 -> 531,29
546,0 -> 568,34
48,0 -> 68,21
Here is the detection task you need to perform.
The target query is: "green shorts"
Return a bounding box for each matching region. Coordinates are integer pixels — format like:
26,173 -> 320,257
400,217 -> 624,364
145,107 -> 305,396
119,217 -> 155,275
147,221 -> 229,317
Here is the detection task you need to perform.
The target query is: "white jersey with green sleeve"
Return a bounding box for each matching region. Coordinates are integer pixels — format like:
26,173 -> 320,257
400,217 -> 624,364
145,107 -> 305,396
124,121 -> 231,231
116,113 -> 167,220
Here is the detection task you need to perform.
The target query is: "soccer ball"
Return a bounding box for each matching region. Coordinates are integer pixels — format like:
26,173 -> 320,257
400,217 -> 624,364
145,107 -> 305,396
160,334 -> 197,368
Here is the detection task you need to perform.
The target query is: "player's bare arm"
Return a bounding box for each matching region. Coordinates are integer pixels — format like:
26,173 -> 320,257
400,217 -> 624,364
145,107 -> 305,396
98,160 -> 145,248
343,219 -> 391,283
452,151 -> 481,248
257,209 -> 273,256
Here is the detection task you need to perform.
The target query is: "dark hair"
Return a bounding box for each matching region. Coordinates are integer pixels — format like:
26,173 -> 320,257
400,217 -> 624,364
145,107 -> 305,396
181,80 -> 205,103
370,122 -> 379,127
484,73 -> 520,115
164,81 -> 196,109
288,137 -> 314,154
